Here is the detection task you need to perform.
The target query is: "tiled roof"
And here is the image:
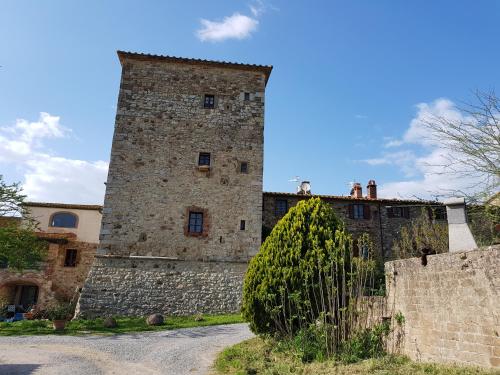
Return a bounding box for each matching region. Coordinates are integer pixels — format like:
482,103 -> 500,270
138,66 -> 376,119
25,202 -> 103,211
263,191 -> 443,205
117,51 -> 273,85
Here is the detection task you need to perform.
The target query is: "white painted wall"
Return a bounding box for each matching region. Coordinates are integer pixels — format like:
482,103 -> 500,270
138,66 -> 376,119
27,205 -> 102,244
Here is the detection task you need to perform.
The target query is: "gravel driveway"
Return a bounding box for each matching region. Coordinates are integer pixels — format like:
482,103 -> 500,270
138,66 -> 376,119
0,323 -> 253,375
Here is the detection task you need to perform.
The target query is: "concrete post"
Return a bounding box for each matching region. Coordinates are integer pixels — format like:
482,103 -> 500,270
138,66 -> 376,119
444,197 -> 477,252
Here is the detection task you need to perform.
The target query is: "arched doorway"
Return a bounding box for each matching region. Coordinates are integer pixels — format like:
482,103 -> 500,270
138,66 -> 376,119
0,281 -> 39,313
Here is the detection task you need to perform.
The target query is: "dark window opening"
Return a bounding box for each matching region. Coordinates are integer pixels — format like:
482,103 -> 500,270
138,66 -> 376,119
275,199 -> 288,216
50,212 -> 78,228
387,206 -> 410,219
64,249 -> 78,267
204,94 -> 215,108
433,207 -> 447,220
244,92 -> 250,101
198,152 -> 211,166
188,212 -> 204,233
240,162 -> 248,173
240,220 -> 246,230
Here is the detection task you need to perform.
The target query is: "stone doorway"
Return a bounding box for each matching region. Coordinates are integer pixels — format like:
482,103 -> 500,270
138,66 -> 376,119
1,283 -> 39,312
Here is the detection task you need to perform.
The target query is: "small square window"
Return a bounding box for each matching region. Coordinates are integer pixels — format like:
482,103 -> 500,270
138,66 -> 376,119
240,162 -> 248,173
275,199 -> 288,216
240,220 -> 246,230
188,212 -> 204,233
64,249 -> 78,267
204,94 -> 215,108
198,152 -> 211,166
353,204 -> 365,220
244,92 -> 250,101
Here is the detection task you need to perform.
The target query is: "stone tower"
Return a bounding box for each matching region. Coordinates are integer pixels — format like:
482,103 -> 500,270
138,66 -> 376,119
77,51 -> 272,317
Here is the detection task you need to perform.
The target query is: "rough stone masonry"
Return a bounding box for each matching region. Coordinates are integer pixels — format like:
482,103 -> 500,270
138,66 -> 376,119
77,51 -> 272,317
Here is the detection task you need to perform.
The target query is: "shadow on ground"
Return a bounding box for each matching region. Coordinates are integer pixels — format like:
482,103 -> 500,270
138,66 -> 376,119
0,364 -> 41,375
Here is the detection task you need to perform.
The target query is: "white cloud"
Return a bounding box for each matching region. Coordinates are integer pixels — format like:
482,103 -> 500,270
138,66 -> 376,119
0,113 -> 108,204
197,13 -> 258,42
362,99 -> 487,200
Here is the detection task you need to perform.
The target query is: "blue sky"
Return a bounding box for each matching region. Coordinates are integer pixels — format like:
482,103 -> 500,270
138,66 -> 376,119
0,0 -> 499,203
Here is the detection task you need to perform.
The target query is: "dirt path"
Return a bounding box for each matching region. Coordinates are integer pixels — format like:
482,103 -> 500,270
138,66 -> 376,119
0,323 -> 253,375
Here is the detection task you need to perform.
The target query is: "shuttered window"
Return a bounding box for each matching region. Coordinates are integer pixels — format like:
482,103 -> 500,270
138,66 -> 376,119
349,204 -> 371,220
387,206 -> 410,219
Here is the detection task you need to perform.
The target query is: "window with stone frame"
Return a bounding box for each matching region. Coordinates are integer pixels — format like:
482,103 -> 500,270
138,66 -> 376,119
204,94 -> 215,108
188,212 -> 203,234
244,92 -> 250,101
349,204 -> 371,220
198,152 -> 211,166
64,249 -> 78,267
275,199 -> 288,217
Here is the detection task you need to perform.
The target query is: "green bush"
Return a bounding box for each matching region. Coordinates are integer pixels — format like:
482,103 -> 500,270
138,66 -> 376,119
338,322 -> 390,363
242,198 -> 352,336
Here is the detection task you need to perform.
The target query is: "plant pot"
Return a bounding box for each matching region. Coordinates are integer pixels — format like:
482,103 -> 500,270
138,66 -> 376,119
52,320 -> 67,331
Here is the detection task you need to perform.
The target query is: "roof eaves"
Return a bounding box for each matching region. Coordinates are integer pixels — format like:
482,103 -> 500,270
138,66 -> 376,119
263,191 -> 442,205
117,50 -> 273,85
25,202 -> 103,211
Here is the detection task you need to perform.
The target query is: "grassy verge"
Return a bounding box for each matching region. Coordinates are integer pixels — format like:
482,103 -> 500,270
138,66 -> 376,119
0,313 -> 244,336
214,337 -> 497,375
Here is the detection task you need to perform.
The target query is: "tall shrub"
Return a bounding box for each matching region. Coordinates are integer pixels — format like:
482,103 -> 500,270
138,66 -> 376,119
242,198 -> 377,356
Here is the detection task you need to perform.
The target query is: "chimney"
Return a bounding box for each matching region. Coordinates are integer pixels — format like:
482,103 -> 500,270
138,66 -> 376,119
350,182 -> 362,199
367,180 -> 377,199
297,181 -> 311,195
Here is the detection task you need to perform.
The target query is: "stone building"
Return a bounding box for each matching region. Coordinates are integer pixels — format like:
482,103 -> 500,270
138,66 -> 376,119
0,202 -> 102,312
263,180 -> 446,259
77,51 -> 272,317
75,51 -> 447,318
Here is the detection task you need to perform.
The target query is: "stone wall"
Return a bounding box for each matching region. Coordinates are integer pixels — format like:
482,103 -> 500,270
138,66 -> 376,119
0,238 -> 97,309
76,256 -> 247,318
385,246 -> 500,368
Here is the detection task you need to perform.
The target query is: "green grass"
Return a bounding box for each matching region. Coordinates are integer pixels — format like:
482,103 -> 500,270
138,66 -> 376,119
214,337 -> 498,375
0,313 -> 244,336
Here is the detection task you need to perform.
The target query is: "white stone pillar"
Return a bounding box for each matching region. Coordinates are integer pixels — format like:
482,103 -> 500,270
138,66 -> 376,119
444,197 -> 477,252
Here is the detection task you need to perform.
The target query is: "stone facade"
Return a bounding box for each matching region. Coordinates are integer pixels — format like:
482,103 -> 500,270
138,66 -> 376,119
0,203 -> 101,311
77,52 -> 272,317
385,246 -> 500,368
0,234 -> 98,310
263,192 -> 446,259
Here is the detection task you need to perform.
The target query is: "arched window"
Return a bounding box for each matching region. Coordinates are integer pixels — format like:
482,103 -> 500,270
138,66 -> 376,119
50,212 -> 78,228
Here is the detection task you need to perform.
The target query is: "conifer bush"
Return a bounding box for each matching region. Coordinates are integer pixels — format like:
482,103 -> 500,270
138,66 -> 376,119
242,198 -> 381,359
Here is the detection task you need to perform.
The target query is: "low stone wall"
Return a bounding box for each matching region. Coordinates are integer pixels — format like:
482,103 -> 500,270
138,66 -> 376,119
76,256 -> 248,318
385,246 -> 500,368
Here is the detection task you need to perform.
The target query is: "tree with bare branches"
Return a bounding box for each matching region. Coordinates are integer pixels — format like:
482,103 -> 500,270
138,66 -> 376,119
422,91 -> 499,202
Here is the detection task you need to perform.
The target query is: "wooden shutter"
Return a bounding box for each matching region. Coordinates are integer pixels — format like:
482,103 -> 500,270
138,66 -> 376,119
348,204 -> 354,219
363,205 -> 371,220
387,207 -> 394,218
